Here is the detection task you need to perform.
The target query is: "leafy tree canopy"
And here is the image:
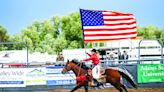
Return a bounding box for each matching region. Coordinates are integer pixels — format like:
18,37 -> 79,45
1,13 -> 164,54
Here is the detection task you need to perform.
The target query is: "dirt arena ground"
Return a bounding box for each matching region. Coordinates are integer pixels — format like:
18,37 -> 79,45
50,88 -> 164,92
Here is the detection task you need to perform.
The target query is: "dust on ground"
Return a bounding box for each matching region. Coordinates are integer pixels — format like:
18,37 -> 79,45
50,88 -> 164,92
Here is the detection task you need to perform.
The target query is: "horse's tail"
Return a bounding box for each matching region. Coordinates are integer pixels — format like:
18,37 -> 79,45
118,70 -> 137,88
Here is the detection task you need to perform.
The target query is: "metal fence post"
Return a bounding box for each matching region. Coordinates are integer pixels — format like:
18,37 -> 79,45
26,43 -> 29,67
157,39 -> 163,64
138,40 -> 143,64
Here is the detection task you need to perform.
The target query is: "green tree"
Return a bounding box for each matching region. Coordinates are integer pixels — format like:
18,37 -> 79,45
20,19 -> 59,53
0,25 -> 9,50
40,20 -> 57,40
61,12 -> 83,48
0,25 -> 9,42
53,36 -> 67,54
68,41 -> 81,49
137,25 -> 157,39
8,34 -> 24,50
21,28 -> 36,52
22,35 -> 33,52
51,16 -> 61,35
41,34 -> 56,54
32,21 -> 41,32
160,31 -> 164,46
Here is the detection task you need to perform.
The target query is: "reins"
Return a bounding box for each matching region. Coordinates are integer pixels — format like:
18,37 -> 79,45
77,61 -> 83,77
67,71 -> 76,79
64,61 -> 83,79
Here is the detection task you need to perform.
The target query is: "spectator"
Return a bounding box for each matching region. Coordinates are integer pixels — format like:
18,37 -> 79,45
122,50 -> 129,63
56,52 -> 64,62
118,51 -> 122,63
109,52 -> 115,60
107,52 -> 115,65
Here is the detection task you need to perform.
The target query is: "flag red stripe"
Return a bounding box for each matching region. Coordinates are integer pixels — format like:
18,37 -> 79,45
104,18 -> 134,21
102,11 -> 133,15
84,32 -> 137,36
104,21 -> 136,26
84,37 -> 136,42
84,26 -> 137,31
103,13 -> 133,16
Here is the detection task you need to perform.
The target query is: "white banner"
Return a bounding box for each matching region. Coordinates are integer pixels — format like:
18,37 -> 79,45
26,68 -> 46,85
0,68 -> 26,87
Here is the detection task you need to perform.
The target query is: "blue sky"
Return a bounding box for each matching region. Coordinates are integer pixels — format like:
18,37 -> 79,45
0,0 -> 164,35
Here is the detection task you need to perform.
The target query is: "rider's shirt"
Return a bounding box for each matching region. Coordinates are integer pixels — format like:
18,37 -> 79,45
83,52 -> 100,65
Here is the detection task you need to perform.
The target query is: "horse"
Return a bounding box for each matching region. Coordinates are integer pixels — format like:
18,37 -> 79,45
62,59 -> 137,92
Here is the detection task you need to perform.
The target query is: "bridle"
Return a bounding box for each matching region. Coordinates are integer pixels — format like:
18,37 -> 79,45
64,61 -> 81,72
63,61 -> 83,79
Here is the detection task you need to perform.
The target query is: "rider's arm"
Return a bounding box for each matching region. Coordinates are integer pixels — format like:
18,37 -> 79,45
86,52 -> 92,57
83,57 -> 92,61
83,56 -> 93,61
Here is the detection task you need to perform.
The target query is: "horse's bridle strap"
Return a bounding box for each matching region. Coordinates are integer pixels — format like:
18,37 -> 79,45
64,62 -> 81,71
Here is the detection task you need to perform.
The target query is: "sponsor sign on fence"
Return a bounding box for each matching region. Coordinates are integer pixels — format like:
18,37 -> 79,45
46,66 -> 76,85
26,68 -> 46,85
0,66 -> 76,87
138,64 -> 164,83
0,68 -> 26,87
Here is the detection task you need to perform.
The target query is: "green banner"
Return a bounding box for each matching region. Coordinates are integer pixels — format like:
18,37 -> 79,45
138,64 -> 164,83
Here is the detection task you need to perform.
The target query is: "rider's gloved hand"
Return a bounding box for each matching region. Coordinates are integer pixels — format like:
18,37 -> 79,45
85,51 -> 87,54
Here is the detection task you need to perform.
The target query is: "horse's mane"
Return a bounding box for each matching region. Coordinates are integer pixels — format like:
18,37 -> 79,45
71,59 -> 90,70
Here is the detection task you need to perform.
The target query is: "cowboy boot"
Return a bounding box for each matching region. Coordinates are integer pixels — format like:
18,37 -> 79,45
88,78 -> 97,86
87,75 -> 97,86
93,78 -> 104,87
90,79 -> 95,86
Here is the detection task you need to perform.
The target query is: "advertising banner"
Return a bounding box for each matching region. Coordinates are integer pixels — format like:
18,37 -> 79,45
26,68 -> 46,85
138,64 -> 164,83
0,68 -> 26,87
46,67 -> 76,85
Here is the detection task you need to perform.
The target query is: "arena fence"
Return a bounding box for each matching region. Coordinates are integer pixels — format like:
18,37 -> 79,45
0,59 -> 164,92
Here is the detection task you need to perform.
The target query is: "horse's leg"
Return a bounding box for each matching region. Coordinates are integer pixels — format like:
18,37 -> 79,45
113,84 -> 123,92
70,85 -> 82,92
119,88 -> 123,92
84,86 -> 88,92
109,80 -> 123,92
121,84 -> 128,92
110,83 -> 122,92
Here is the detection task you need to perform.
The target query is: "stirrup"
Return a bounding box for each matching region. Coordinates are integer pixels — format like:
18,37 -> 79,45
97,75 -> 106,83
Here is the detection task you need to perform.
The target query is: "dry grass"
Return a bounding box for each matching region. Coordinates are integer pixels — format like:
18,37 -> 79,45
50,88 -> 164,92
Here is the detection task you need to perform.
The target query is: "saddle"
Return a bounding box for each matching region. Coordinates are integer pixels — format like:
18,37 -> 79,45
75,61 -> 106,84
76,69 -> 106,82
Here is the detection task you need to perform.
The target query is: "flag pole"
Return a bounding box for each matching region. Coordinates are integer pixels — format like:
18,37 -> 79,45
79,8 -> 87,58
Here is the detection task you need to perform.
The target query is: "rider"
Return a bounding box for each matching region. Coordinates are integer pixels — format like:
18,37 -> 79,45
83,48 -> 101,86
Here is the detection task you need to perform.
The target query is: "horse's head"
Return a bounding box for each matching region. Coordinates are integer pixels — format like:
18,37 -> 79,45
62,60 -> 73,74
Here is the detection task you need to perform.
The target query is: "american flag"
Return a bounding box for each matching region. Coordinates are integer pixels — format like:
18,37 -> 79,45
80,9 -> 137,42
